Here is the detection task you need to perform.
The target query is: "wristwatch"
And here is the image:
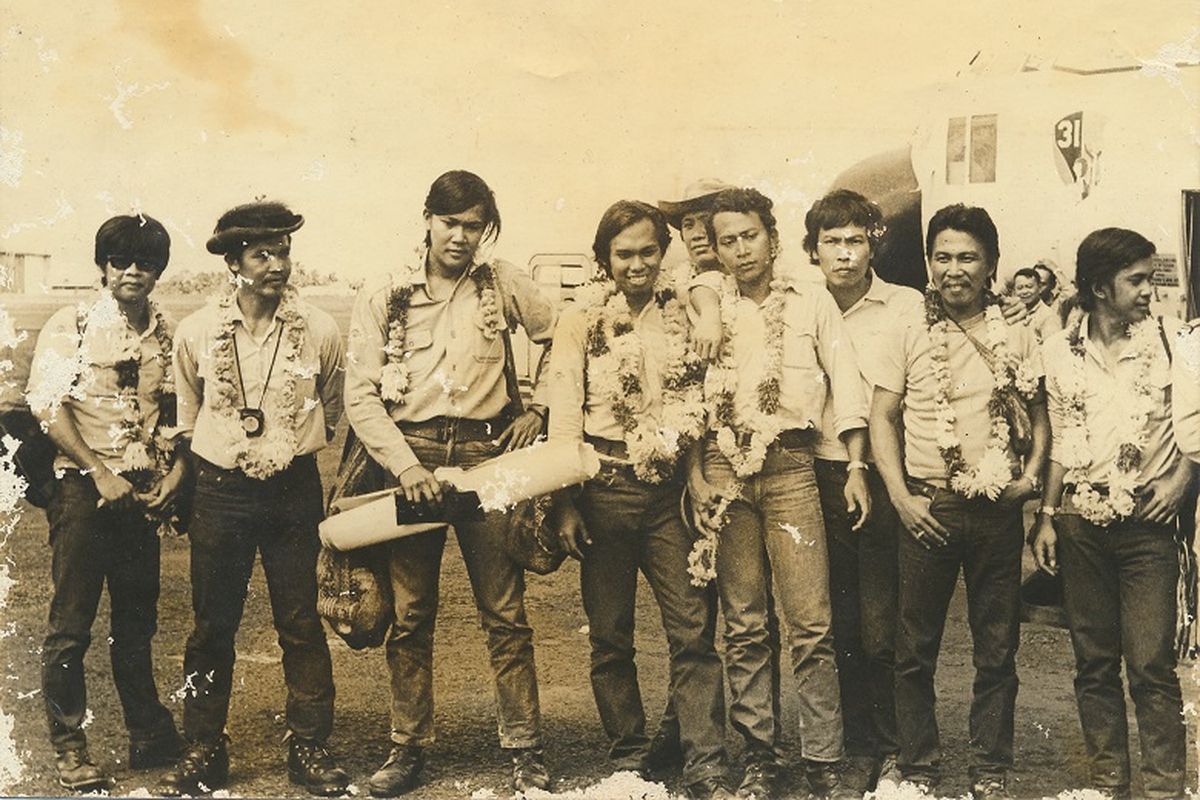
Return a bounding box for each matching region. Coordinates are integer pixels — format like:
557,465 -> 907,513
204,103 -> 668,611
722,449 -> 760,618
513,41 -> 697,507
1038,505 -> 1058,518
847,460 -> 869,471
1021,472 -> 1042,494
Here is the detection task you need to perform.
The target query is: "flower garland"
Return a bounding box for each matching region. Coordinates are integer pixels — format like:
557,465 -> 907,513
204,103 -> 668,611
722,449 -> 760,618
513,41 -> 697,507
579,276 -> 706,483
1055,313 -> 1159,525
379,248 -> 505,405
924,289 -> 1034,499
702,275 -> 789,477
209,287 -> 307,479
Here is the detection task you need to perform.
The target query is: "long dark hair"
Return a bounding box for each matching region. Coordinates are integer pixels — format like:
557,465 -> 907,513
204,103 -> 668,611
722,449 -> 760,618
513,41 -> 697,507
424,170 -> 501,245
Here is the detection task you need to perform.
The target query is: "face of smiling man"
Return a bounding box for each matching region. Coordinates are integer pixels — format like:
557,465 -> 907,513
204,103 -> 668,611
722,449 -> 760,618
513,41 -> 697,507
607,217 -> 663,307
929,228 -> 994,316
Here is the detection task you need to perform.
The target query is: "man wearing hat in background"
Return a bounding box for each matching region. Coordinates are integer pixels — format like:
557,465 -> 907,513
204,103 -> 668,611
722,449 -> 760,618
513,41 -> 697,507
652,179 -> 784,777
162,201 -> 349,797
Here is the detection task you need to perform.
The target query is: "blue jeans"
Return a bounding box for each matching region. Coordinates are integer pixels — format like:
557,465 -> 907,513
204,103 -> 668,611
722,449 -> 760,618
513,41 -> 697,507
182,455 -> 335,743
1056,513 -> 1186,798
895,485 -> 1022,783
42,472 -> 176,752
576,457 -> 727,783
814,459 -> 900,759
704,440 -> 844,762
385,434 -> 542,749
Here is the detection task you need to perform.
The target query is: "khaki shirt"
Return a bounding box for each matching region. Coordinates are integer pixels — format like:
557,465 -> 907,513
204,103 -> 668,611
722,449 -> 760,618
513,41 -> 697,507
174,295 -> 344,469
27,294 -> 172,473
813,275 -> 923,462
1173,319 -> 1200,463
1043,314 -> 1182,487
345,257 -> 557,478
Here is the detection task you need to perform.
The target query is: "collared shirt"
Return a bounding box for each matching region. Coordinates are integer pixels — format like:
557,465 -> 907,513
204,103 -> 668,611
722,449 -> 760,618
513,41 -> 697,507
1044,314 -> 1182,487
875,305 -> 1043,482
174,294 -> 344,470
1028,300 -> 1063,343
27,294 -> 172,473
1173,319 -> 1200,463
814,275 -> 924,462
547,300 -> 667,444
345,257 -> 557,478
716,271 -> 867,439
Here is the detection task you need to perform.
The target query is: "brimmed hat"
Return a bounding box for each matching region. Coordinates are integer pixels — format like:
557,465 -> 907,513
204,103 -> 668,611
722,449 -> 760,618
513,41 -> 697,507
658,178 -> 736,230
206,200 -> 304,255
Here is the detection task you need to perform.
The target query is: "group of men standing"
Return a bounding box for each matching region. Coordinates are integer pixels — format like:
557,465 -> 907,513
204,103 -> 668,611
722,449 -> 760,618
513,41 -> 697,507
24,169 -> 1200,800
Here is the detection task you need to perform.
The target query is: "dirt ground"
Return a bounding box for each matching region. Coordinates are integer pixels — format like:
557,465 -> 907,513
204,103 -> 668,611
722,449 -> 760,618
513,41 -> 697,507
0,427 -> 1196,799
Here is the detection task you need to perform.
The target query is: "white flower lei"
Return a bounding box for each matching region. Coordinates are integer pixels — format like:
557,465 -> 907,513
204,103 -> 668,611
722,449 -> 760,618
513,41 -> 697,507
579,276 -> 706,484
1055,314 -> 1159,525
379,245 -> 504,405
926,294 -> 1025,499
702,275 -> 789,478
209,287 -> 307,479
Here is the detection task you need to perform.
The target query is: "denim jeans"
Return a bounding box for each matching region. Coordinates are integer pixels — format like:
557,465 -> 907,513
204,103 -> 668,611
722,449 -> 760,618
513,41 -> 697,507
814,459 -> 899,759
1056,513 -> 1186,798
704,440 -> 844,762
42,472 -> 176,752
894,485 -> 1023,783
385,434 -> 542,749
182,455 -> 335,743
575,459 -> 727,783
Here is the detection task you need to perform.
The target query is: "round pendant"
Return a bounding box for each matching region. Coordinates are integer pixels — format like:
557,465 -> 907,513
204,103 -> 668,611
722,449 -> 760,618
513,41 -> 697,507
239,408 -> 265,438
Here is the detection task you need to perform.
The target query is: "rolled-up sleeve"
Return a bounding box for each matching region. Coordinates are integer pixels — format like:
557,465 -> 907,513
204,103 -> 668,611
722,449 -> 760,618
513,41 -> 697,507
1041,337 -> 1070,465
1173,325 -> 1200,462
546,307 -> 588,442
344,283 -> 419,478
872,317 -> 910,395
26,306 -> 82,417
314,311 -> 345,437
172,316 -> 202,441
497,260 -> 558,408
813,292 -> 867,436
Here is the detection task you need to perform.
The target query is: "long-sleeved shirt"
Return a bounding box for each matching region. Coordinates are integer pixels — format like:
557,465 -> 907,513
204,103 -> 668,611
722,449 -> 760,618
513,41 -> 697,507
174,294 -> 344,469
716,271 -> 867,439
814,275 -> 923,462
874,305 -> 1043,482
1173,319 -> 1200,463
27,294 -> 173,472
547,301 -> 667,443
345,257 -> 557,478
1043,314 -> 1182,487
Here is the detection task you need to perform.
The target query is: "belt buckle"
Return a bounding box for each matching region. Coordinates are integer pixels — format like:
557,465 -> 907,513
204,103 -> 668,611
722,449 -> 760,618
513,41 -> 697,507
440,417 -> 458,443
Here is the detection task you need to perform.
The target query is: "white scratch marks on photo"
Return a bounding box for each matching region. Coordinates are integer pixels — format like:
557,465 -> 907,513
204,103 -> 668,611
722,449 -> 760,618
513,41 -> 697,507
0,127 -> 25,188
106,81 -> 172,130
0,194 -> 76,240
301,160 -> 327,182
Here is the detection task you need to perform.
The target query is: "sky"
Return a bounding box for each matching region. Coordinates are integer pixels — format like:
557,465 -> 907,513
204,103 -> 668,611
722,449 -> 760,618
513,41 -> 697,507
1,0 -> 1196,285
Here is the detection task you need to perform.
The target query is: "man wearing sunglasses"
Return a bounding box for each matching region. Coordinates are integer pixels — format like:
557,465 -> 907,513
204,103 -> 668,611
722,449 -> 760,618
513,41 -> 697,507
26,215 -> 185,792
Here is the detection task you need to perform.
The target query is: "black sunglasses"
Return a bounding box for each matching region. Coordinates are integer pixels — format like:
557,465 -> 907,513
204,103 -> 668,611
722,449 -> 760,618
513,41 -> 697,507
107,256 -> 165,272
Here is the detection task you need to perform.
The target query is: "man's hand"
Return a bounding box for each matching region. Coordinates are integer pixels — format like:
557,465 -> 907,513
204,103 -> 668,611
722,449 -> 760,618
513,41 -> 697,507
690,313 -> 723,362
687,471 -> 736,538
398,464 -> 445,506
138,460 -> 187,511
1139,468 -> 1193,525
996,475 -> 1038,508
894,492 -> 950,549
495,409 -> 545,452
554,500 -> 591,560
93,468 -> 135,509
844,470 -> 872,531
1030,516 -> 1058,575
999,296 -> 1032,325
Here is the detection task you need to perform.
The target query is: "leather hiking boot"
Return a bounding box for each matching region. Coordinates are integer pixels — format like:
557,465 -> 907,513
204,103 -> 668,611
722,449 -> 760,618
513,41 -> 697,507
970,775 -> 1011,800
737,753 -> 779,799
646,727 -> 683,772
687,775 -> 737,800
511,746 -> 552,792
158,737 -> 229,797
129,727 -> 185,770
806,760 -> 861,800
288,736 -> 350,797
55,748 -> 110,792
369,745 -> 424,797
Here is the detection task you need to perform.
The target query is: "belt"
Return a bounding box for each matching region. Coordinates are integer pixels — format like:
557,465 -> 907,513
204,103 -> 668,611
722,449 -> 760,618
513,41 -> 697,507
397,415 -> 509,443
584,435 -> 629,460
707,427 -> 817,450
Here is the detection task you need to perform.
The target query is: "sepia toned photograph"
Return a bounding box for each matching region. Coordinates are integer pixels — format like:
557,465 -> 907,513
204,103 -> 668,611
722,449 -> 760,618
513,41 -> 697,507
0,1 -> 1198,798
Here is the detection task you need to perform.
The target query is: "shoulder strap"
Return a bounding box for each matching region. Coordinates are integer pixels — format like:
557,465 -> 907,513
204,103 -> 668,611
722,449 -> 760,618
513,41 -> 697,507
500,327 -> 525,418
1158,316 -> 1173,364
949,316 -> 1000,371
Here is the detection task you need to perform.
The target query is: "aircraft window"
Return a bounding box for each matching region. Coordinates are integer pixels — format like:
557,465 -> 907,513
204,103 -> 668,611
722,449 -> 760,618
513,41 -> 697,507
946,117 -> 967,184
970,114 -> 998,183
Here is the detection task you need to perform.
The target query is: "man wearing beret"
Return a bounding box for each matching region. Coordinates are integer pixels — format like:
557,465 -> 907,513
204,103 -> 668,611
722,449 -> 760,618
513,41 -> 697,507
161,201 -> 349,797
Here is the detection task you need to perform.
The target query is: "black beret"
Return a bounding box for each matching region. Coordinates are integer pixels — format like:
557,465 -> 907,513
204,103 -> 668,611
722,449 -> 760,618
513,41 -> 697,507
206,200 -> 304,255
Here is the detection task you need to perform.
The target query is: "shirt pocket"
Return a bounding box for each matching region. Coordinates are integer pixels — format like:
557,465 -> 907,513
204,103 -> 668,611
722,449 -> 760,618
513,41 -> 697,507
1149,365 -> 1173,422
782,331 -> 821,371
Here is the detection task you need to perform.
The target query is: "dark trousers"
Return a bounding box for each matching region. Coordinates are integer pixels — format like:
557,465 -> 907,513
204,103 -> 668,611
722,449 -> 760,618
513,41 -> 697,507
814,460 -> 900,759
1056,513 -> 1186,798
895,486 -> 1023,783
181,456 -> 335,743
576,464 -> 727,783
42,472 -> 176,752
